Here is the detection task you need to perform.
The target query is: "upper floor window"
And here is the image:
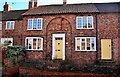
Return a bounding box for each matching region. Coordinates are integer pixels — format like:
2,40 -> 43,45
75,37 -> 96,51
28,18 -> 43,30
25,37 -> 43,50
76,16 -> 93,29
0,21 -> 2,30
6,21 -> 15,30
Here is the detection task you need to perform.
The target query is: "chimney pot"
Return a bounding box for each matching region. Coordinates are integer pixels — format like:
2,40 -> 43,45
29,0 -> 38,9
29,1 -> 33,9
4,2 -> 12,12
63,0 -> 67,5
34,0 -> 37,7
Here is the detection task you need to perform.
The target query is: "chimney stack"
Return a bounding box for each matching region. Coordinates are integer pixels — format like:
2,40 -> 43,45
29,0 -> 38,9
34,0 -> 38,7
4,2 -> 12,12
63,0 -> 67,5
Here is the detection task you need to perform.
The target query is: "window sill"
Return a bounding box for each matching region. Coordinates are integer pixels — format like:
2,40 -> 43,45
76,28 -> 94,30
26,49 -> 43,50
5,29 -> 14,30
75,50 -> 96,52
27,29 -> 42,31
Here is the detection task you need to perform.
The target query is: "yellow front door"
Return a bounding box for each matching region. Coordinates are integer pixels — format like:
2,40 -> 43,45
101,39 -> 111,59
55,38 -> 63,59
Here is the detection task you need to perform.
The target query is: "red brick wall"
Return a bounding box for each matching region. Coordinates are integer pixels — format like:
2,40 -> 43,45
118,13 -> 120,64
2,13 -> 119,67
26,51 -> 44,59
97,13 -> 119,64
2,20 -> 23,45
23,14 -> 97,66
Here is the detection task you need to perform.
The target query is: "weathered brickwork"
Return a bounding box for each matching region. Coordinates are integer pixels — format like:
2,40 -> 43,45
118,14 -> 120,63
97,13 -> 120,63
2,20 -> 23,45
26,51 -> 44,59
2,12 -> 120,67
21,14 -> 97,67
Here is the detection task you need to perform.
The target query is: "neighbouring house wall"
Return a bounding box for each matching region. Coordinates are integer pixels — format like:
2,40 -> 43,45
2,20 -> 23,45
118,13 -> 120,64
97,13 -> 119,64
23,14 -> 97,67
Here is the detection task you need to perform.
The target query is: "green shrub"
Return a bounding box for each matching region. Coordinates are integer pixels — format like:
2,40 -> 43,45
5,46 -> 26,66
6,46 -> 25,58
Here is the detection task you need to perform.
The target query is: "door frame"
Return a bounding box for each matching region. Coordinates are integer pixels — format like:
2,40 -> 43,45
101,39 -> 112,60
52,33 -> 65,60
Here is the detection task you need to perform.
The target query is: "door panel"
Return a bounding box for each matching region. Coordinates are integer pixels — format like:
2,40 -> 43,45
101,39 -> 111,59
55,38 -> 63,59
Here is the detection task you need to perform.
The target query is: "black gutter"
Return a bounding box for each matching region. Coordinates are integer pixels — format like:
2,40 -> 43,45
96,13 -> 98,63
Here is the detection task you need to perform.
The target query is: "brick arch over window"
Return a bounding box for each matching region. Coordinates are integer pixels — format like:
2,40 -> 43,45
45,17 -> 72,59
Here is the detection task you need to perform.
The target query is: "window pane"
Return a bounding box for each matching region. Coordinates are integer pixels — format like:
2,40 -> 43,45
38,38 -> 41,49
11,22 -> 14,29
87,38 -> 90,50
81,43 -> 85,50
7,22 -> 10,29
77,38 -> 80,50
28,38 -> 32,49
77,18 -> 83,28
33,39 -> 36,49
88,17 -> 93,28
91,38 -> 95,50
83,17 -> 87,28
26,39 -> 29,49
38,19 -> 42,29
33,19 -> 37,29
28,19 -> 32,29
81,38 -> 85,50
82,38 -> 85,42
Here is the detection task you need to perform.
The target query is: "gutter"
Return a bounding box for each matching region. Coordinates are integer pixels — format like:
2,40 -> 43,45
96,13 -> 98,63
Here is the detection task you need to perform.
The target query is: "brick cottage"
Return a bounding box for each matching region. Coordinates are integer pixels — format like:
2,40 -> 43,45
0,0 -> 120,68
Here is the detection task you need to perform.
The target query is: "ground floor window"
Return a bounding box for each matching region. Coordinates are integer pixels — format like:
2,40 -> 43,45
75,37 -> 96,51
25,37 -> 43,50
1,38 -> 13,46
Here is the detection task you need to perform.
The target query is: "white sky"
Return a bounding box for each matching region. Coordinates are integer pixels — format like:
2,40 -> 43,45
1,0 -> 120,4
40,0 -> 120,4
0,0 -> 120,11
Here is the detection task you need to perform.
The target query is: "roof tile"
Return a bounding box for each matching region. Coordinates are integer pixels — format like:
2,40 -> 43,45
1,10 -> 27,21
22,4 -> 99,15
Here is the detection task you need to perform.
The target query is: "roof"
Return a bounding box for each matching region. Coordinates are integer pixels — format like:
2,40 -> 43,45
95,2 -> 120,12
1,10 -> 27,21
0,2 -> 119,20
22,2 -> 120,16
22,4 -> 99,15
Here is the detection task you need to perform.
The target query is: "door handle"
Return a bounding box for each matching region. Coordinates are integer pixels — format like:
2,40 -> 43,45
55,50 -> 60,51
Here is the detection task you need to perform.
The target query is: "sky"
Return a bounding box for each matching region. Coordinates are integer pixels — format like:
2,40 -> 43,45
0,0 -> 120,11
